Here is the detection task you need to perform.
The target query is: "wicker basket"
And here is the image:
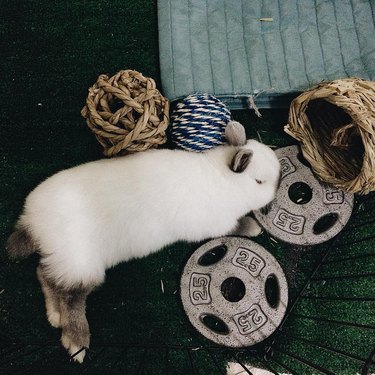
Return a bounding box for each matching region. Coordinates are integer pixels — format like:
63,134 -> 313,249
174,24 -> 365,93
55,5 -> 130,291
284,78 -> 375,195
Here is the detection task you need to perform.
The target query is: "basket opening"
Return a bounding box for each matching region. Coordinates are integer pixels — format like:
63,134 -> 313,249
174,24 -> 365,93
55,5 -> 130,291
305,99 -> 365,181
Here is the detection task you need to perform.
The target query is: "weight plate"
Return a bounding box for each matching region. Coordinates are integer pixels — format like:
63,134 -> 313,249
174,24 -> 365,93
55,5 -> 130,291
180,236 -> 288,347
254,145 -> 354,245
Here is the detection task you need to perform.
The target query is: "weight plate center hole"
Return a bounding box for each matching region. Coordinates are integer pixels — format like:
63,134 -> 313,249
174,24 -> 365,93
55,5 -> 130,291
221,277 -> 246,303
288,181 -> 313,205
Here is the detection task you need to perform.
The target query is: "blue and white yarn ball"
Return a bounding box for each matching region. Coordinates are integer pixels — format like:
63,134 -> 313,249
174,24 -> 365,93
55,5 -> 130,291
170,93 -> 231,152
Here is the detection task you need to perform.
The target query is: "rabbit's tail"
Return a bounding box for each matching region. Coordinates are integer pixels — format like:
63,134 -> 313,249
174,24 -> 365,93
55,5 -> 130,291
6,220 -> 37,259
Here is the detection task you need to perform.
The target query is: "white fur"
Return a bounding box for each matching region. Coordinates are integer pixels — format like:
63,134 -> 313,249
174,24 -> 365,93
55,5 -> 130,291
19,140 -> 280,288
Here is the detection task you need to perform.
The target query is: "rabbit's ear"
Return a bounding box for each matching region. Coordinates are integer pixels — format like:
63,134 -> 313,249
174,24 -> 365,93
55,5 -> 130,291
231,149 -> 253,173
225,121 -> 247,146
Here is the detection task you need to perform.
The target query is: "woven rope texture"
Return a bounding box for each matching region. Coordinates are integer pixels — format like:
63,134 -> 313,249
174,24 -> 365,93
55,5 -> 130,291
81,70 -> 169,156
285,78 -> 375,195
170,93 -> 231,152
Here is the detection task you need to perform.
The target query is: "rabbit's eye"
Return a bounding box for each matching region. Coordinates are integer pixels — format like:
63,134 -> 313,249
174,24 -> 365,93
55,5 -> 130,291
256,179 -> 263,184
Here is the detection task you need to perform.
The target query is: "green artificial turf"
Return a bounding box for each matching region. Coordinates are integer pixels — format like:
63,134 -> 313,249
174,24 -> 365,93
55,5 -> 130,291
1,1 -> 374,374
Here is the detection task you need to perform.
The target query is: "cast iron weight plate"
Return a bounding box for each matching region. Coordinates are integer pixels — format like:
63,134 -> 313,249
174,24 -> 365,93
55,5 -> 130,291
180,236 -> 288,347
254,145 -> 354,246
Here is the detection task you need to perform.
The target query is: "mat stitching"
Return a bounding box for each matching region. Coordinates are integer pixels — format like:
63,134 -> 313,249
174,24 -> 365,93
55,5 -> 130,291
349,0 -> 370,75
368,1 -> 375,80
188,0 -> 195,90
296,0 -> 310,86
169,0 -> 176,97
205,0 -> 215,92
240,0 -> 252,92
223,0 -> 234,93
260,0 -> 272,87
313,0 -> 328,81
332,0 -> 349,78
277,0 -> 291,89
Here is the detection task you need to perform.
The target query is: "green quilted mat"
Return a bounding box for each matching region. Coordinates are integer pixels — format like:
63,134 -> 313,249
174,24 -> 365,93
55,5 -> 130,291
158,0 -> 375,108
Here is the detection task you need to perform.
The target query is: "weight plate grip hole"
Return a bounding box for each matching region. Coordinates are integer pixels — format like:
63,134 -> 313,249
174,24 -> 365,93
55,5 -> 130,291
313,213 -> 339,234
198,245 -> 227,266
200,314 -> 229,335
265,274 -> 280,308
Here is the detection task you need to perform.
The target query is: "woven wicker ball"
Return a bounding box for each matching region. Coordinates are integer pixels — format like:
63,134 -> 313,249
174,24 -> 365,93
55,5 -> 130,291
81,70 -> 169,157
170,93 -> 231,152
284,78 -> 375,195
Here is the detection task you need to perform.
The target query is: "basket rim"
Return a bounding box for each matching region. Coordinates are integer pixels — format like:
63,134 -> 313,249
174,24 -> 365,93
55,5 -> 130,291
284,78 -> 375,195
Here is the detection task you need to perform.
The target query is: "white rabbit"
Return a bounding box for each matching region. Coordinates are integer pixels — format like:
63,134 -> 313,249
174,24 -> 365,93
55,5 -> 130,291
6,121 -> 280,363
